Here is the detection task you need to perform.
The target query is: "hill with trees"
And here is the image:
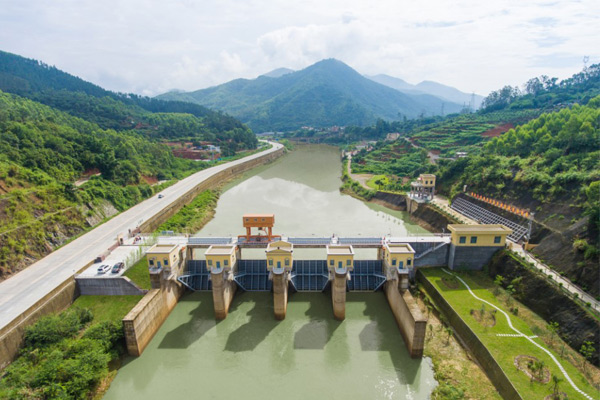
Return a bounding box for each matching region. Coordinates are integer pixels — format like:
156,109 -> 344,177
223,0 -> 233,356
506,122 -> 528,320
0,50 -> 259,278
157,59 -> 464,131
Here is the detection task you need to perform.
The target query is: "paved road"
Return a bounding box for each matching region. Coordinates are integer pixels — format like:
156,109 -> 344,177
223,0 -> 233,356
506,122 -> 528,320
346,155 -> 373,190
0,142 -> 283,331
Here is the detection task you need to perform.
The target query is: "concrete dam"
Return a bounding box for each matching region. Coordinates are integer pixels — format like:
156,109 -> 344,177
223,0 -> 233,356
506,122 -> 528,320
123,214 -> 512,361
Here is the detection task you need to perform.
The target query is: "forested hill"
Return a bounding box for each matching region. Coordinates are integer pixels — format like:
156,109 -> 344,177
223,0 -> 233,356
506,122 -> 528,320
481,63 -> 600,112
157,59 -> 464,131
0,50 -> 257,150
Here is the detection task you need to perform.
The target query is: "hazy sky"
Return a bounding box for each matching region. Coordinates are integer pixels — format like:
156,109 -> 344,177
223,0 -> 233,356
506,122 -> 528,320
0,0 -> 598,97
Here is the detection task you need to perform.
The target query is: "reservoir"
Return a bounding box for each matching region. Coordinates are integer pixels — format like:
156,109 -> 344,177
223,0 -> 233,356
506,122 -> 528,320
104,145 -> 437,399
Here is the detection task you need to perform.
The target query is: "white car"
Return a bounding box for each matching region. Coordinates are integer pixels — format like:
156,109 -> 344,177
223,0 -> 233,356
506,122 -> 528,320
97,264 -> 111,274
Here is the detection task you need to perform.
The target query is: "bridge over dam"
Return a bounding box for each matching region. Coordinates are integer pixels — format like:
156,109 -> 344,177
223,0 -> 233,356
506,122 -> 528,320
125,222 -> 512,359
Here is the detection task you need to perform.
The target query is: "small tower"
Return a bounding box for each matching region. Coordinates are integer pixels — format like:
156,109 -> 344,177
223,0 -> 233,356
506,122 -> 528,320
240,214 -> 279,242
266,240 -> 293,320
326,245 -> 354,320
381,243 -> 415,290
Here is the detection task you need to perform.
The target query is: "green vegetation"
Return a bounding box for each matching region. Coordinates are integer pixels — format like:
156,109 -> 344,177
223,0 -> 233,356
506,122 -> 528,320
340,160 -> 376,200
156,189 -> 219,233
0,50 -> 259,277
159,59 -> 462,131
482,63 -> 600,112
422,268 -> 599,399
417,292 -> 502,400
71,295 -> 143,323
123,259 -> 153,290
0,303 -> 136,399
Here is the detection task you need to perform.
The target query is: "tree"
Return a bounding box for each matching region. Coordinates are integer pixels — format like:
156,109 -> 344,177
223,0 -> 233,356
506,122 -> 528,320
445,327 -> 453,345
580,340 -> 595,372
493,275 -> 505,296
551,375 -> 563,399
547,322 -> 559,345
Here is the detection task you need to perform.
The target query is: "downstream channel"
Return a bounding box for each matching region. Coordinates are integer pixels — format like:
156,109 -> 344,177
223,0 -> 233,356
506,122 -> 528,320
104,144 -> 437,399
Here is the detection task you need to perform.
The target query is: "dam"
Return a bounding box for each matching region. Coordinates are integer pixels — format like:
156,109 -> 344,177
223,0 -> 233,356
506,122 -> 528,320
104,145 -> 510,400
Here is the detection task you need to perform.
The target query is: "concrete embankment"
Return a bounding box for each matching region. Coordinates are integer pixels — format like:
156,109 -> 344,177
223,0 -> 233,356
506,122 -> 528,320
384,282 -> 427,358
0,145 -> 284,369
419,270 -> 523,400
76,277 -> 147,296
123,280 -> 184,356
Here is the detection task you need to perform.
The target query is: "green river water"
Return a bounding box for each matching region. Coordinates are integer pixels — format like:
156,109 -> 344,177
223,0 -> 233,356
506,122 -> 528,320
104,145 -> 437,399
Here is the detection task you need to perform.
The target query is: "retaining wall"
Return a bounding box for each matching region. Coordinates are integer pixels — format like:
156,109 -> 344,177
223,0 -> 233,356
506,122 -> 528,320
75,276 -> 147,296
418,270 -> 522,400
383,281 -> 427,358
449,245 -> 501,270
123,279 -> 184,356
0,276 -> 80,369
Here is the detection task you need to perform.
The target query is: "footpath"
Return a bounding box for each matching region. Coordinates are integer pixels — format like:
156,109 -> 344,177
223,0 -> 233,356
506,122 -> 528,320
433,195 -> 600,312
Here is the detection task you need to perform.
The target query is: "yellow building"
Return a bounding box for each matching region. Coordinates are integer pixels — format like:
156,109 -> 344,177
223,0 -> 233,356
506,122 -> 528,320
383,243 -> 415,271
410,174 -> 436,200
448,224 -> 512,247
420,174 -> 436,188
326,245 -> 355,272
146,244 -> 182,272
204,245 -> 238,272
266,240 -> 293,271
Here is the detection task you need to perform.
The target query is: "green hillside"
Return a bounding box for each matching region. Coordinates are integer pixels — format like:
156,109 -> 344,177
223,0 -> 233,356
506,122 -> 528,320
158,59 -> 464,131
0,50 -> 260,278
0,50 -> 257,150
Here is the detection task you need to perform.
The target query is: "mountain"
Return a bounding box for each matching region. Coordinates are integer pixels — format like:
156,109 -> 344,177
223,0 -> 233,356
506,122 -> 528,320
157,59 -> 463,131
366,74 -> 484,110
260,68 -> 294,78
0,50 -> 256,149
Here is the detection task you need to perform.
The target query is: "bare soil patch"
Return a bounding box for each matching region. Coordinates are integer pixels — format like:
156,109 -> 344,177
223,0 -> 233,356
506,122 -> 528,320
470,307 -> 496,327
514,355 -> 551,384
481,123 -> 514,137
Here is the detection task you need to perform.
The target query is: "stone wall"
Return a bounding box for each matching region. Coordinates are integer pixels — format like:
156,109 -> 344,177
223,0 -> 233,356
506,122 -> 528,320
383,281 -> 427,358
75,276 -> 147,296
123,279 -> 184,356
371,191 -> 407,211
449,245 -> 501,270
0,277 -> 80,369
419,270 -> 523,400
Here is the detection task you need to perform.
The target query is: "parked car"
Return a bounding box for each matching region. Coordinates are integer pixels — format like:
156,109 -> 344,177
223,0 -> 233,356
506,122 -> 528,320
111,262 -> 125,274
97,264 -> 110,274
158,194 -> 164,199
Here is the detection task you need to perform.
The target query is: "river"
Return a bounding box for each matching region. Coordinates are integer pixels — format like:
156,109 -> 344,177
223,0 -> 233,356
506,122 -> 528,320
104,145 -> 437,399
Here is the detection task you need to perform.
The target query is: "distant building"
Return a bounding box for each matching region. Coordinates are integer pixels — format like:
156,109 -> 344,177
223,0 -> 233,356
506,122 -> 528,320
409,174 -> 436,201
456,152 -> 468,158
386,133 -> 400,141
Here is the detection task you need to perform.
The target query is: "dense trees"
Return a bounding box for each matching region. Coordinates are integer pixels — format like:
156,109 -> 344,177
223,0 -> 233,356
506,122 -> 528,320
0,308 -> 123,399
482,64 -> 600,112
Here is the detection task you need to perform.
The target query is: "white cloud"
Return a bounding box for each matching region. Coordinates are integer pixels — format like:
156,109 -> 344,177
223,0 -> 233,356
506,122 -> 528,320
0,0 -> 598,97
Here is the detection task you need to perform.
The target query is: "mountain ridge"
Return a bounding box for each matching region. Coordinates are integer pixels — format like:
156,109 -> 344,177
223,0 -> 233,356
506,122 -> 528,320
157,58 -> 463,131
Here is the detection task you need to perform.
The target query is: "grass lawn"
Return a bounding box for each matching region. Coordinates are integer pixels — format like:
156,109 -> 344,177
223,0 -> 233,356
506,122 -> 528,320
71,295 -> 143,323
421,268 -> 599,400
366,174 -> 388,190
123,258 -> 152,290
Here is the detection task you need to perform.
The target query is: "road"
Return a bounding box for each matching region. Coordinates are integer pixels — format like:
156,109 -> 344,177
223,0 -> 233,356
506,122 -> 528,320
346,155 -> 373,190
0,142 -> 283,331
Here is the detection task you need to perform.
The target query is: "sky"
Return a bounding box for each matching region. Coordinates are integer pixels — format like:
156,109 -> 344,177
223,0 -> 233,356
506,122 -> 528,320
0,0 -> 598,97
